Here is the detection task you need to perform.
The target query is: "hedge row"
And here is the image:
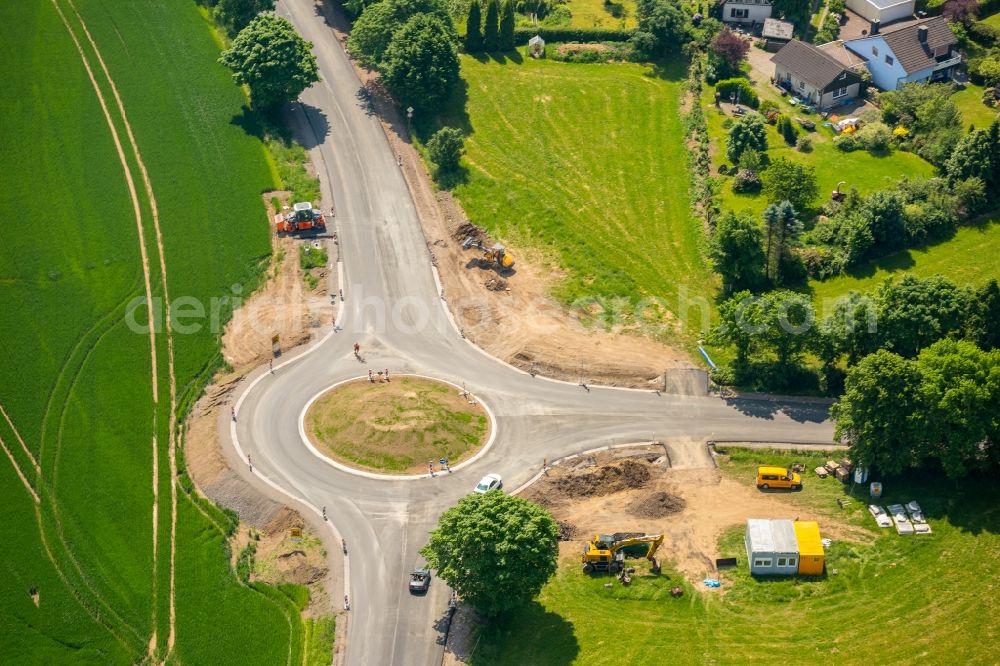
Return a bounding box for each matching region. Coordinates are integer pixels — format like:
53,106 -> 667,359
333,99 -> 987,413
511,27 -> 637,44
715,77 -> 760,108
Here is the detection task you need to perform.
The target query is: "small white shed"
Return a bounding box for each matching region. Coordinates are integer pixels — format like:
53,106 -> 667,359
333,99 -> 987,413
745,519 -> 799,575
528,35 -> 545,58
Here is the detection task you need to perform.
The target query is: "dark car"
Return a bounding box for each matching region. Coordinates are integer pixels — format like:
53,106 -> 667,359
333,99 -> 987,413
409,569 -> 431,594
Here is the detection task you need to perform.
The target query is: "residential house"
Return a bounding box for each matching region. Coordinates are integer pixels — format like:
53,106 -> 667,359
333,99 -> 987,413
771,39 -> 863,110
718,0 -> 772,31
844,17 -> 960,90
845,0 -> 914,25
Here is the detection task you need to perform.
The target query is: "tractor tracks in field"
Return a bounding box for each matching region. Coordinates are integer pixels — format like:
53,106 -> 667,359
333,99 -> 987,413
51,0 -> 180,660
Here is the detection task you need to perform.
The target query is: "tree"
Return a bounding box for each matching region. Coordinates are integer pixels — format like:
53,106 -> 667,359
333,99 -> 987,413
709,27 -> 749,76
711,289 -> 815,368
427,126 -> 465,172
917,339 -> 1000,477
635,0 -> 689,54
483,0 -> 500,51
873,274 -> 969,357
214,0 -> 275,35
762,201 -> 801,283
831,350 -> 927,475
382,14 -> 460,112
942,0 -> 979,25
725,113 -> 767,165
710,212 -> 766,293
347,0 -> 452,68
420,492 -> 559,617
465,0 -> 484,53
978,57 -> 1000,87
771,0 -> 810,21
219,14 -> 320,109
761,158 -> 818,212
629,31 -> 658,61
968,279 -> 1000,351
820,290 -> 878,365
860,190 -> 905,250
712,290 -> 766,366
946,124 -> 997,198
499,0 -> 516,51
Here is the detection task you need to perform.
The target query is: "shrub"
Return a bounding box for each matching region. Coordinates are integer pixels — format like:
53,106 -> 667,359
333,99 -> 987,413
737,147 -> 764,174
759,99 -> 778,115
732,168 -> 762,192
969,21 -> 1000,47
834,134 -> 860,151
721,117 -> 734,129
726,112 -> 768,163
776,114 -> 798,145
511,27 -> 636,44
427,126 -> 465,173
796,135 -> 813,152
715,77 -> 759,108
857,121 -> 892,151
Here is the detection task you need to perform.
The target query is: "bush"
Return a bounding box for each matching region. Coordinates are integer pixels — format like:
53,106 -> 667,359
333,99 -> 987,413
834,134 -> 860,151
715,77 -> 759,108
759,99 -> 778,115
427,126 -> 465,173
732,168 -> 762,192
857,121 -> 892,151
969,21 -> 1000,47
796,135 -> 813,152
776,114 -> 798,145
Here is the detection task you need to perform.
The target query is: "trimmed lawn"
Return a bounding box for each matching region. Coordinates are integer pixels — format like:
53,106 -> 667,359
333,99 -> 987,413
442,56 -> 715,341
952,83 -> 1000,129
809,211 -> 1000,306
982,11 -> 1000,27
565,0 -> 637,28
470,448 -> 1000,665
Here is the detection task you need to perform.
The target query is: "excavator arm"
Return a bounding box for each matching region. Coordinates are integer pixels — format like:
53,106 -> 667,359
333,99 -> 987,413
610,534 -> 664,560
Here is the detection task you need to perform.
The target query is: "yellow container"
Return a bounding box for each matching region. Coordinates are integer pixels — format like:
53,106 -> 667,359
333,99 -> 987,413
794,521 -> 824,576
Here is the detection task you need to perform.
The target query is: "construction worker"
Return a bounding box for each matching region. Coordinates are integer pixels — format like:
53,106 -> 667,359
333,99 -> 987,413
384,368 -> 389,381
354,342 -> 360,355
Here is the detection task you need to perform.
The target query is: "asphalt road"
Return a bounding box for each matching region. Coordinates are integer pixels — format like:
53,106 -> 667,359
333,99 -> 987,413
233,3 -> 836,664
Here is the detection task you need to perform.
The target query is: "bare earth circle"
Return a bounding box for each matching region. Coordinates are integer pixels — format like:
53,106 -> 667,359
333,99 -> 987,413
305,376 -> 490,474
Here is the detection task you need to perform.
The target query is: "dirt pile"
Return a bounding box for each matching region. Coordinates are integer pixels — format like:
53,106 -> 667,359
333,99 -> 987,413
627,491 -> 686,518
452,221 -> 487,243
552,460 -> 651,498
484,278 -> 508,291
557,520 -> 578,541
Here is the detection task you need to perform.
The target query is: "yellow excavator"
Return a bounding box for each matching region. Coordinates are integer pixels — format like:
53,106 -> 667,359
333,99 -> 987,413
461,237 -> 515,271
581,533 -> 664,574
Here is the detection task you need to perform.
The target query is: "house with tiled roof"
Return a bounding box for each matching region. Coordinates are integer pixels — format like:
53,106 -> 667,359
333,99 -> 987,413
843,16 -> 960,90
771,39 -> 863,110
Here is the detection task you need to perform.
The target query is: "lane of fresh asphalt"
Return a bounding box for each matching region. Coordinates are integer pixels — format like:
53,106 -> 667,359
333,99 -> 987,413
235,2 -> 837,663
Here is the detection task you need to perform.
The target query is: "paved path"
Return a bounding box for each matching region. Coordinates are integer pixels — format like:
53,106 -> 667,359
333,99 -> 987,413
232,3 -> 837,664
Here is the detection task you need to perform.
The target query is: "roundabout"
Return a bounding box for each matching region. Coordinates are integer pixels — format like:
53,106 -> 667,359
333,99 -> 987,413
228,2 -> 837,664
302,375 -> 493,476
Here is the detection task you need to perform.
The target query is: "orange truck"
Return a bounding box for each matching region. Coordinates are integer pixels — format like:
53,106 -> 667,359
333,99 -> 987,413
275,201 -> 325,235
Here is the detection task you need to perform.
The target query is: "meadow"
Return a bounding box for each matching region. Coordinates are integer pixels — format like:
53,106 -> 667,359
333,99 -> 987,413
0,0 -> 320,662
439,56 -> 716,342
810,211 -> 1000,305
470,448 -> 1000,665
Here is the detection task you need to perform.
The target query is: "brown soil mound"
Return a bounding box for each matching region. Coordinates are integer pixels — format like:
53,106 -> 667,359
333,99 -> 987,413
552,460 -> 650,498
627,491 -> 686,518
557,520 -> 578,541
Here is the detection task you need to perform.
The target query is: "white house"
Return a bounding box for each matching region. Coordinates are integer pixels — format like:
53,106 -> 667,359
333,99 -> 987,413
718,0 -> 772,30
844,17 -> 960,91
845,0 -> 914,25
771,39 -> 864,110
745,519 -> 799,576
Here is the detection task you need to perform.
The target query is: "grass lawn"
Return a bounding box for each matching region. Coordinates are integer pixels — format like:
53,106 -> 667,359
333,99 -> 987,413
471,448 -> 1000,664
700,86 -> 938,219
0,0 -> 312,662
565,0 -> 637,28
440,56 -> 715,342
982,11 -> 1000,27
809,211 -> 1000,306
307,377 -> 489,473
952,83 -> 1000,129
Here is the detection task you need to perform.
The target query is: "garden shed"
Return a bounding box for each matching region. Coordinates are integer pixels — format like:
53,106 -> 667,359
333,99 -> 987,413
745,519 -> 799,575
794,521 -> 825,575
528,35 -> 545,58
